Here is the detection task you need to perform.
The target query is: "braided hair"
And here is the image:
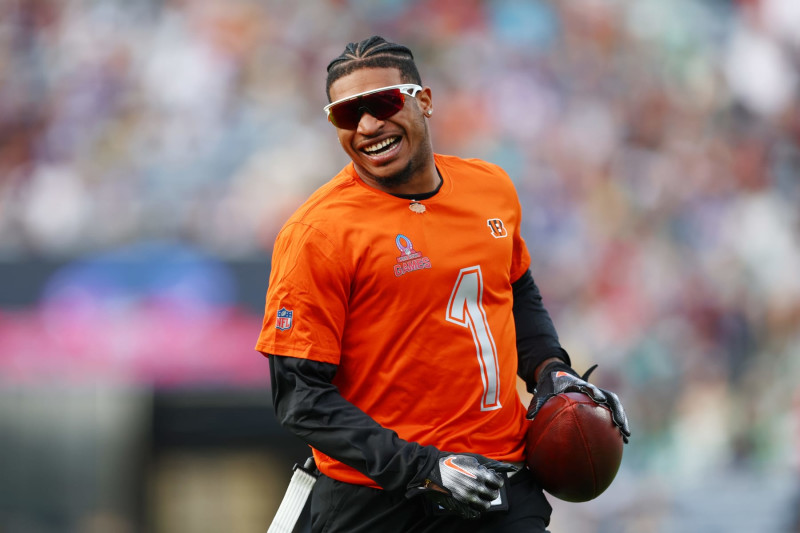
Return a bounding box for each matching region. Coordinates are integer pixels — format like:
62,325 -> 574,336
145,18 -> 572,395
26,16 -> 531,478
326,36 -> 422,101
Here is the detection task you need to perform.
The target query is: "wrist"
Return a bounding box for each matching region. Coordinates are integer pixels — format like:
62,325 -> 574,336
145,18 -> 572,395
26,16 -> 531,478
534,358 -> 574,382
406,444 -> 443,492
423,478 -> 448,493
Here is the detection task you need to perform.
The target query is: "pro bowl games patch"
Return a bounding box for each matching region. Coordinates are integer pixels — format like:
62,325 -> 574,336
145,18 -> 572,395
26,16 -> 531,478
275,308 -> 293,331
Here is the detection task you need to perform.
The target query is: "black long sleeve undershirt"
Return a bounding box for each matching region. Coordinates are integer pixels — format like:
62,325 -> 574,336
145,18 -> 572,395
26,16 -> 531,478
268,268 -> 569,491
512,269 -> 571,391
268,354 -> 439,491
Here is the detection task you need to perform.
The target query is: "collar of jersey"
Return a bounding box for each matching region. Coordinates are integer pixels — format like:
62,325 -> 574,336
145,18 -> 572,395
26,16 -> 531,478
347,154 -> 453,202
391,170 -> 443,201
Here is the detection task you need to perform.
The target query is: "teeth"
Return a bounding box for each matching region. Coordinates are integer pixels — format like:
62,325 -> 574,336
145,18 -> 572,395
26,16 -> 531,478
364,137 -> 398,153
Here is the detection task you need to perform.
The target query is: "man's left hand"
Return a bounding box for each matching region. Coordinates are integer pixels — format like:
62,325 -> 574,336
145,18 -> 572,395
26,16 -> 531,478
527,362 -> 631,443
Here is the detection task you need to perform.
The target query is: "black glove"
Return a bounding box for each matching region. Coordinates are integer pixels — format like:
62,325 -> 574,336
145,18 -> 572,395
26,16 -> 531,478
410,453 -> 519,519
528,361 -> 631,443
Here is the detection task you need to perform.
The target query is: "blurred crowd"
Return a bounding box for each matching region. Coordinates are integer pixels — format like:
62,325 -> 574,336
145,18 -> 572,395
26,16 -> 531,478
2,0 -> 800,525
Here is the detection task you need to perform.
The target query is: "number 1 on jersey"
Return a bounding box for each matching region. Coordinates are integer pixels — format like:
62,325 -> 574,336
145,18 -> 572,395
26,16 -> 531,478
446,266 -> 502,411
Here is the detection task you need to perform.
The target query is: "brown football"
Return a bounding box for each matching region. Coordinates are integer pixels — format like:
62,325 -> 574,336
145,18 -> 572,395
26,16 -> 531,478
525,392 -> 624,502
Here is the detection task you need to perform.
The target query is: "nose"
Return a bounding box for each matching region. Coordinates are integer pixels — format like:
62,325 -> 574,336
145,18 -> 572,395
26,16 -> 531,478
356,110 -> 385,134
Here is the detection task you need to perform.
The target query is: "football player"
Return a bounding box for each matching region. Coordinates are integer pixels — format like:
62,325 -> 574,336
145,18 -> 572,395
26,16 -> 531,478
257,36 -> 630,533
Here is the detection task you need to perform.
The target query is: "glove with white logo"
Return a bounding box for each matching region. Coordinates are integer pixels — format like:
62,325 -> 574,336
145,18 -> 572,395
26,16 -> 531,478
413,453 -> 519,519
528,361 -> 631,443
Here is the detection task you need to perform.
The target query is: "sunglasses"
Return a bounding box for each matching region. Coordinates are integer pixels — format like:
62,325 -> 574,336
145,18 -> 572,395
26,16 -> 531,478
324,84 -> 423,130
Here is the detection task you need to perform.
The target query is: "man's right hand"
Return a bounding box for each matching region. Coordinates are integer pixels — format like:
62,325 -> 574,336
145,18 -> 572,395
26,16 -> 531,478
412,453 -> 519,519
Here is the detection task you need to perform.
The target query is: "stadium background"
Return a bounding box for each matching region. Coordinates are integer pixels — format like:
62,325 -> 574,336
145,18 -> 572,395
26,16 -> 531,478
1,0 -> 799,531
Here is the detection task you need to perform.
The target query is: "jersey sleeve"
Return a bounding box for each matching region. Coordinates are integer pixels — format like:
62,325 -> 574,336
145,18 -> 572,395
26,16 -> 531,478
255,222 -> 350,364
492,162 -> 530,283
511,219 -> 531,283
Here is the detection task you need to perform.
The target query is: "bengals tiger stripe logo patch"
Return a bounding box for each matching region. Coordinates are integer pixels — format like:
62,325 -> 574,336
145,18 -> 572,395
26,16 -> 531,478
487,218 -> 507,238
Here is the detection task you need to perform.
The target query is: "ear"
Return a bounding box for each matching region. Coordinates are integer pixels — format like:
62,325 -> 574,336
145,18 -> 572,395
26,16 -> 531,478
416,86 -> 433,116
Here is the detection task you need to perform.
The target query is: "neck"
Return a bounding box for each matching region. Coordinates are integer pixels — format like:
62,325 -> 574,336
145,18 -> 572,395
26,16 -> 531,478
392,168 -> 442,200
354,155 -> 439,196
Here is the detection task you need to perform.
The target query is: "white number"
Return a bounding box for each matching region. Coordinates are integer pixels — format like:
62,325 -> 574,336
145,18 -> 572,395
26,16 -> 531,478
446,266 -> 502,411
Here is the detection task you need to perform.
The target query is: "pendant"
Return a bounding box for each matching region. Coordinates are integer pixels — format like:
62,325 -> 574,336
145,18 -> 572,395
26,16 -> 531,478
409,202 -> 426,214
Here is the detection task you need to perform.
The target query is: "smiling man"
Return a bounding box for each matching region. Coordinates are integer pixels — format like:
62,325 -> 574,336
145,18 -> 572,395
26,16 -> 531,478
256,36 -> 629,533
327,79 -> 433,192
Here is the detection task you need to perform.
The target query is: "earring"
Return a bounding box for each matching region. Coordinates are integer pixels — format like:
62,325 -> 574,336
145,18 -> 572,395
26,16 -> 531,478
427,109 -> 433,116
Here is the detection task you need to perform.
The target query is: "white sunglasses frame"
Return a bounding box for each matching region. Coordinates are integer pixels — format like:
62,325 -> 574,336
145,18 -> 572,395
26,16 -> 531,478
323,84 -> 424,124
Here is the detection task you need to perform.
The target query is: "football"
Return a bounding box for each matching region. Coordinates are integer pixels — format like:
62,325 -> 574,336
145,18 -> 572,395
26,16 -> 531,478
525,392 -> 624,502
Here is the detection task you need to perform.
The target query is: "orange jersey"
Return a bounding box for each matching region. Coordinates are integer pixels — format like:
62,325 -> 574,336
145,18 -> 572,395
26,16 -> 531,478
256,153 -> 532,487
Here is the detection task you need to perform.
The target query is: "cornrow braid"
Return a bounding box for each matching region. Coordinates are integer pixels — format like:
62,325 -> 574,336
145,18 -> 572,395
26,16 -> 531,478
325,36 -> 422,101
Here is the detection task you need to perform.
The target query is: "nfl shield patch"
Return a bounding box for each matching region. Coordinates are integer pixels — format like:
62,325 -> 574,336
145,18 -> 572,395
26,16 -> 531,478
275,308 -> 293,331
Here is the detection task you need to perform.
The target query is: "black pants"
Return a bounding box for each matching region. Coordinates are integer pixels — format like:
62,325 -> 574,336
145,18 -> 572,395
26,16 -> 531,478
310,467 -> 552,533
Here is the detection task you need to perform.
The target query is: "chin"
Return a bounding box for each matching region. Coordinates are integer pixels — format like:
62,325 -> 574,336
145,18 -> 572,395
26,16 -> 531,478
361,160 -> 415,189
374,171 -> 413,189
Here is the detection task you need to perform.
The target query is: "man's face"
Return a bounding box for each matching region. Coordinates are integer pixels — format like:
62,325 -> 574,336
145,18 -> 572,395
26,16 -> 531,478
327,67 -> 434,192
